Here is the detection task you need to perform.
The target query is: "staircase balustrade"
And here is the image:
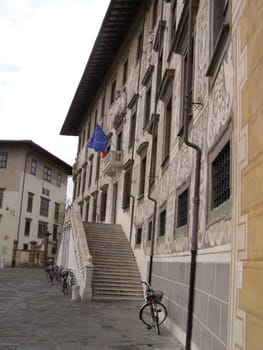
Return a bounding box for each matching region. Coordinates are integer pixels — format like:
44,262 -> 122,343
70,204 -> 94,299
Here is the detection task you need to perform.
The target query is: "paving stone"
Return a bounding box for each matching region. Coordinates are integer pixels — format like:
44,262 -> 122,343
0,268 -> 183,350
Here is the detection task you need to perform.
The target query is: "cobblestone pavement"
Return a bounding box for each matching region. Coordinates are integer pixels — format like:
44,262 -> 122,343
0,268 -> 183,350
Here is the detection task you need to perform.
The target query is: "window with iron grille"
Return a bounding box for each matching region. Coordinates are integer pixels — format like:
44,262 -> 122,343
211,141 -> 230,209
159,208 -> 166,236
0,153 -> 7,168
136,227 -> 142,245
177,189 -> 188,227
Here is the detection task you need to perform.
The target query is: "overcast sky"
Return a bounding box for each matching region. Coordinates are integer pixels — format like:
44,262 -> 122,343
0,0 -> 110,169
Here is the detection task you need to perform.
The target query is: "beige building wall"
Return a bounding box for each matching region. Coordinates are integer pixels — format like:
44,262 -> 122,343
230,0 -> 263,349
0,141 -> 71,266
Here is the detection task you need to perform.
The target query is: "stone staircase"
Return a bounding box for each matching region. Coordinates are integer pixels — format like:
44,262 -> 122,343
84,222 -> 143,301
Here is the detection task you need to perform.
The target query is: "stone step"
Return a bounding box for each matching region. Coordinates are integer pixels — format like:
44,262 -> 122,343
84,222 -> 143,301
94,270 -> 141,278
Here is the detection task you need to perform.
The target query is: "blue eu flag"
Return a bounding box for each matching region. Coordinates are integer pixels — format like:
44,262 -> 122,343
87,124 -> 109,152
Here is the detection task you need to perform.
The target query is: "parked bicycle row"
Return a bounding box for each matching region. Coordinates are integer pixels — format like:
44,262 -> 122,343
45,262 -> 76,295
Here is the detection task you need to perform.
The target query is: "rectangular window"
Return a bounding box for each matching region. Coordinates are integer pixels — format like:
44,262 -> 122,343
77,171 -> 82,196
101,94 -> 106,119
96,155 -> 100,182
206,0 -> 230,76
177,189 -> 188,227
38,221 -> 48,239
23,244 -> 28,250
42,188 -> 50,196
54,202 -> 60,221
150,133 -> 158,187
82,168 -> 86,193
24,218 -> 31,237
212,0 -> 229,50
43,166 -> 52,182
27,192 -> 34,212
157,50 -> 163,87
139,157 -> 147,197
212,141 -> 230,209
152,0 -> 158,29
0,153 -> 7,168
0,189 -> 4,209
85,199 -> 90,222
116,131 -> 123,151
110,80 -> 116,105
162,97 -> 172,164
122,167 -> 132,209
136,32 -> 143,62
88,159 -> 93,187
31,159 -> 37,175
159,208 -> 166,236
40,197 -> 49,217
123,58 -> 128,85
170,0 -> 177,48
92,196 -> 97,222
129,112 -> 136,147
53,224 -> 58,241
100,190 -> 107,222
148,220 -> 153,241
57,173 -> 62,187
136,227 -> 142,245
144,85 -> 152,128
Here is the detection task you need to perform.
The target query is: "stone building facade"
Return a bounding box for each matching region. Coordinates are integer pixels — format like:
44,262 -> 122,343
60,0 -> 262,349
0,140 -> 72,266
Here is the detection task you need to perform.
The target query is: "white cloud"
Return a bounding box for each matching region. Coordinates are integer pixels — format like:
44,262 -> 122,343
0,0 -> 110,167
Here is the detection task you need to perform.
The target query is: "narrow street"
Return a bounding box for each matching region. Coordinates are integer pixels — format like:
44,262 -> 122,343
0,268 -> 183,350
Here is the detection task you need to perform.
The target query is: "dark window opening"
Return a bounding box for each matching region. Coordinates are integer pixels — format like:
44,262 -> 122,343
177,189 -> 188,227
212,141 -> 230,209
136,227 -> 142,245
159,209 -> 166,236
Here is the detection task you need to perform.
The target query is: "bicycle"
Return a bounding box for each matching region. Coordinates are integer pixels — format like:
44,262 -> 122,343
139,281 -> 167,335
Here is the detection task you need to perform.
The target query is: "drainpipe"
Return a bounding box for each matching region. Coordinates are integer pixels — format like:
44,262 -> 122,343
13,152 -> 29,267
183,1 -> 201,349
128,6 -> 145,244
147,0 -> 164,285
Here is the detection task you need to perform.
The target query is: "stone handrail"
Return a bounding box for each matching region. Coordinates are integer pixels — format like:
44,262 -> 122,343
71,204 -> 94,299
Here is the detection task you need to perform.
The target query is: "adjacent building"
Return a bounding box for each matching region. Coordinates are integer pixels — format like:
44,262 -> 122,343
59,1 -> 262,349
0,140 -> 72,267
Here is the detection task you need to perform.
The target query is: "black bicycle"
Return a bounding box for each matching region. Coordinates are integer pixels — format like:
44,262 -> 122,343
139,281 -> 167,335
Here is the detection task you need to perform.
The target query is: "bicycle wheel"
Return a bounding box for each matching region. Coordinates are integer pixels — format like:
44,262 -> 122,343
139,302 -> 167,328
